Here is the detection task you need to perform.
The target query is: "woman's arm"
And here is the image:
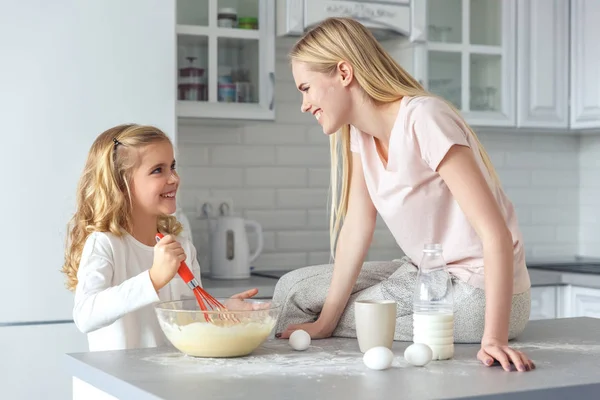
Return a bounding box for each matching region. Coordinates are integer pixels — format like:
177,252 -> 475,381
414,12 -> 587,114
279,152 -> 377,339
437,144 -> 533,372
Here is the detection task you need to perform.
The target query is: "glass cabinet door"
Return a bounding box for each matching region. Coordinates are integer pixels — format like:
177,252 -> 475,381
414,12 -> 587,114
428,51 -> 462,110
425,0 -> 514,126
176,0 -> 275,120
427,0 -> 462,43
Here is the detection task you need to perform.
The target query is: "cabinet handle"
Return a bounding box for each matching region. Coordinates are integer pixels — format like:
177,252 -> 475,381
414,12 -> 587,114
269,72 -> 275,110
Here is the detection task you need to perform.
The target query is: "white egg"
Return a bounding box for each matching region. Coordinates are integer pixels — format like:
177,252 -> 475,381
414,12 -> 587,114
289,329 -> 311,351
404,343 -> 433,367
363,346 -> 394,370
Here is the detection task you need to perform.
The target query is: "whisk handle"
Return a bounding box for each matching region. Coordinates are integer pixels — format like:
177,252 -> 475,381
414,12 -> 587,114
178,261 -> 199,287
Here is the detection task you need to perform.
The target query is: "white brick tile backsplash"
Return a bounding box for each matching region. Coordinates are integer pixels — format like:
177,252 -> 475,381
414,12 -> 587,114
308,252 -> 333,266
556,226 -> 579,244
531,206 -> 578,225
579,136 -> 600,257
521,226 -> 557,243
210,146 -> 276,166
531,170 -> 578,187
244,210 -> 307,230
178,124 -> 242,144
306,126 -> 329,144
276,231 -> 330,251
211,189 -> 276,209
277,188 -> 328,208
254,252 -> 307,270
276,146 -> 330,166
180,167 -> 243,188
308,209 -> 329,229
245,167 -> 307,187
497,169 -> 532,187
242,123 -> 306,144
308,168 -> 330,187
177,145 -> 210,166
276,103 -> 314,125
504,152 -> 578,169
173,41 -> 590,272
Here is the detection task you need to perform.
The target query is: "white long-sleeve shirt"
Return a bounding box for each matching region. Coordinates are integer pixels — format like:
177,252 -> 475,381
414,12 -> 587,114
73,231 -> 202,352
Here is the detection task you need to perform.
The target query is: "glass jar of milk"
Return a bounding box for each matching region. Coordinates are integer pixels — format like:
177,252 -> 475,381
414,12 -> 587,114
412,244 -> 455,360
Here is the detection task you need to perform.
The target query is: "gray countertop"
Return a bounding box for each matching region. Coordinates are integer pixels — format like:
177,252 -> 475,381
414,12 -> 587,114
66,317 -> 600,400
528,268 -> 600,289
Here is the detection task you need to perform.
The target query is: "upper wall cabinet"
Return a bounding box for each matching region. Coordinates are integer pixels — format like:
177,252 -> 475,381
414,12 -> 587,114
570,0 -> 600,131
516,0 -> 569,129
391,0 -> 516,128
517,0 -> 600,132
176,0 -> 275,120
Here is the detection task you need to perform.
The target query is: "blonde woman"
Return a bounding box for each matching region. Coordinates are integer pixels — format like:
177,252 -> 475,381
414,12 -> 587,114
63,124 -> 257,351
272,18 -> 534,372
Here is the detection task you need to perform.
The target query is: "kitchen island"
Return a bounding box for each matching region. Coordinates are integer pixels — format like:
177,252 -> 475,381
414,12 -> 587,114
66,317 -> 600,400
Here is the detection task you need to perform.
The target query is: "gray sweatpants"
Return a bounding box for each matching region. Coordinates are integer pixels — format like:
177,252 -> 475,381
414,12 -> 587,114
272,257 -> 531,343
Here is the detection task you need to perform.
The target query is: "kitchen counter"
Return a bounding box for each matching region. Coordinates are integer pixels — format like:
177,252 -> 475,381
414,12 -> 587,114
66,317 -> 600,400
528,268 -> 600,289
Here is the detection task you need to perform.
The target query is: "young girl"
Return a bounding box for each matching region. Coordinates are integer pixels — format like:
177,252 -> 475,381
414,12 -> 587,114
272,17 -> 535,372
63,124 -> 257,352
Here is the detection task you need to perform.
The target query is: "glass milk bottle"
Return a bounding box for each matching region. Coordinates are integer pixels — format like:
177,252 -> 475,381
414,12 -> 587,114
412,244 -> 455,360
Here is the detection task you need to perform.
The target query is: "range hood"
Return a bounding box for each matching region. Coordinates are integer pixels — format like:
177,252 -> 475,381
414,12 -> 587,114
277,0 -> 421,41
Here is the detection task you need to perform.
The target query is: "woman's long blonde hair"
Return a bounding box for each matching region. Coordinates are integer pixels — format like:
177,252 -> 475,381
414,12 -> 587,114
289,17 -> 500,258
62,124 -> 182,291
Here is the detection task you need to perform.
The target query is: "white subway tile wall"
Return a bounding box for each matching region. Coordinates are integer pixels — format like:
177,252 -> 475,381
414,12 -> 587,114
177,39 -> 583,274
579,136 -> 600,257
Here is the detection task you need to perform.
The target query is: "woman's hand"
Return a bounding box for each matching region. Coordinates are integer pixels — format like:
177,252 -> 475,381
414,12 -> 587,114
276,320 -> 334,340
478,337 -> 535,372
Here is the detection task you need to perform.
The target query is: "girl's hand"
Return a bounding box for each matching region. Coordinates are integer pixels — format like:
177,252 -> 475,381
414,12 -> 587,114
150,234 -> 186,291
276,320 -> 334,340
223,288 -> 270,311
478,338 -> 536,372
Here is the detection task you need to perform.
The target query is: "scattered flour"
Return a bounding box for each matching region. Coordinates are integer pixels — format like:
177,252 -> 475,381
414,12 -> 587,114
142,339 -> 477,378
508,341 -> 600,353
140,338 -> 600,378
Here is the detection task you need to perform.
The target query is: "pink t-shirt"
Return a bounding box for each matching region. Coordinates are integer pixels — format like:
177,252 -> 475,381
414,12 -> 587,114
350,95 -> 530,294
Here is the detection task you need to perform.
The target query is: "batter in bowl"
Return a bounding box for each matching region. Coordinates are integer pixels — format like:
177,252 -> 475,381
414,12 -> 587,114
160,317 -> 276,358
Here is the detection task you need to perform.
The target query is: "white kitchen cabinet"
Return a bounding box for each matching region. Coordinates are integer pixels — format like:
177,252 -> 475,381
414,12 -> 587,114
0,323 -> 89,400
176,0 -> 275,120
570,0 -> 600,131
564,286 -> 600,318
516,0 -> 569,129
413,0 -> 517,127
530,286 -> 558,320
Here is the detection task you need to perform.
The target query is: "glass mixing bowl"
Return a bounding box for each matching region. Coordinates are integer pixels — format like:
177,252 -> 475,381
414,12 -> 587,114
155,298 -> 280,358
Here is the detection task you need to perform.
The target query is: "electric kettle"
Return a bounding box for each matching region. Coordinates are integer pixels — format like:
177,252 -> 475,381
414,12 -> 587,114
209,213 -> 263,280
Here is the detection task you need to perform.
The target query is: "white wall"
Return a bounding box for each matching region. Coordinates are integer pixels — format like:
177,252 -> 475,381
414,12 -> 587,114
579,136 -> 600,257
176,39 -> 581,274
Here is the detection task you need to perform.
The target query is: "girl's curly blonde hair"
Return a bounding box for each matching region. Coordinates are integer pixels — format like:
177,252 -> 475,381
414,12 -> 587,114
62,124 -> 182,291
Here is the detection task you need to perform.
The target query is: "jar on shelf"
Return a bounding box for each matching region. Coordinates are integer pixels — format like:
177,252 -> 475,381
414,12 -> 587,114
234,67 -> 252,103
178,56 -> 206,101
217,66 -> 235,102
238,17 -> 258,30
217,8 -> 237,28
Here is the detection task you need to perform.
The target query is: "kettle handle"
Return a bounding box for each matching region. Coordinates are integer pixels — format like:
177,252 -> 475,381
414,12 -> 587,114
245,219 -> 263,264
